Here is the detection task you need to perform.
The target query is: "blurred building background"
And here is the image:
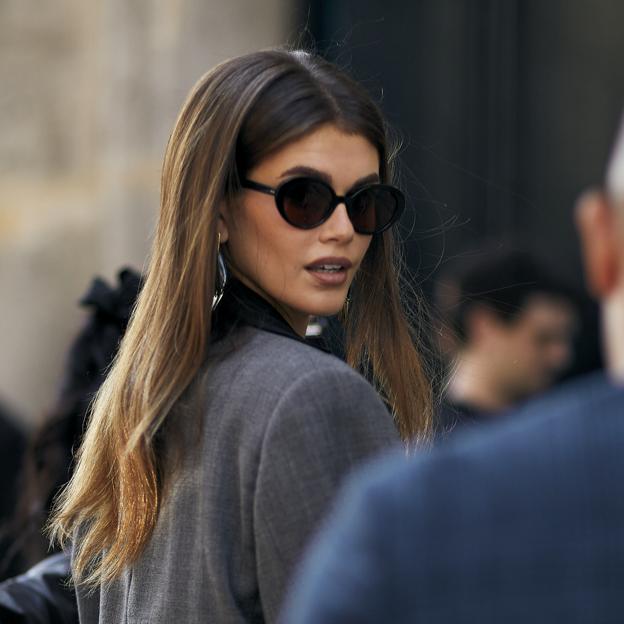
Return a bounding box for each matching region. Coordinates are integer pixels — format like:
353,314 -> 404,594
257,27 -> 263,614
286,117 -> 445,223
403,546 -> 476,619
0,0 -> 292,426
2,0 -> 624,428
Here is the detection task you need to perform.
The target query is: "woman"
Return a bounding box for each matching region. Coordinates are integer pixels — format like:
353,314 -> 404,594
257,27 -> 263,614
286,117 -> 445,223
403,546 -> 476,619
50,49 -> 432,623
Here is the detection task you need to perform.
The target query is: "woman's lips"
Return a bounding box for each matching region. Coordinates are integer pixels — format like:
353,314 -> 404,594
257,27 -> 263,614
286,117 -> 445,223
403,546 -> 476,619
305,257 -> 352,286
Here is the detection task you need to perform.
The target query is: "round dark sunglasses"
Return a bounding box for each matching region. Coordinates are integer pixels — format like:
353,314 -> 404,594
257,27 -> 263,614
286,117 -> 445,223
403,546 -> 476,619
241,176 -> 405,235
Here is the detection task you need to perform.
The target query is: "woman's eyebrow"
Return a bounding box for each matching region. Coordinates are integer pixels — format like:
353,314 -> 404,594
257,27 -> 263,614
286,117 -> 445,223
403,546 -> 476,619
349,173 -> 380,190
279,167 -> 380,189
279,166 -> 332,184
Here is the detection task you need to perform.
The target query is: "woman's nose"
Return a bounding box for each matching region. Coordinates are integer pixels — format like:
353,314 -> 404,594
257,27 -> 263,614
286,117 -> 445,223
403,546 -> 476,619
318,202 -> 355,242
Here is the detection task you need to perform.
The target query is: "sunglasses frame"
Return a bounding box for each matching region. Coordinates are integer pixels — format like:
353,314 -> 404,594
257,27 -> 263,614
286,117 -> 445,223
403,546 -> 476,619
241,176 -> 404,235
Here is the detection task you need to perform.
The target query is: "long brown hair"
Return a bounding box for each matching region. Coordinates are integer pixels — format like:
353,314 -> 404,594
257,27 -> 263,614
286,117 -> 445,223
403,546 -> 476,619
49,48 -> 433,586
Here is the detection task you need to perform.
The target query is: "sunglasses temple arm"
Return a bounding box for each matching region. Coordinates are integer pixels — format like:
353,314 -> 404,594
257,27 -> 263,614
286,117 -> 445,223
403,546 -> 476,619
241,179 -> 276,196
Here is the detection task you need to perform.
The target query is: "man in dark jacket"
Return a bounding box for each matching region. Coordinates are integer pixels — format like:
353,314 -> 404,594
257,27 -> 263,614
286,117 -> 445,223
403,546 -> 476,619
281,114 -> 624,624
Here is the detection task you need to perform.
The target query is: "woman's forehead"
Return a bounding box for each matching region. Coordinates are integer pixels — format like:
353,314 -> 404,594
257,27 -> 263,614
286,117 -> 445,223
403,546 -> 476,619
249,124 -> 380,189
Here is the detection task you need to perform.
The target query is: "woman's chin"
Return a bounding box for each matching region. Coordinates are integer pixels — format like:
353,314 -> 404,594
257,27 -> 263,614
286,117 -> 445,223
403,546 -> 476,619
303,299 -> 347,319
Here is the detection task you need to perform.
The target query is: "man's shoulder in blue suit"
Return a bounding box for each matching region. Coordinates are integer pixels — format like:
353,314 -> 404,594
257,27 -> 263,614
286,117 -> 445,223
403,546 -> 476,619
282,373 -> 624,624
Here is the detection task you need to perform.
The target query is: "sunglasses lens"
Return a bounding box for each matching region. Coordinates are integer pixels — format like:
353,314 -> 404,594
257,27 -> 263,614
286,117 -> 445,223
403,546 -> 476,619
350,186 -> 402,234
275,178 -> 404,234
279,178 -> 333,228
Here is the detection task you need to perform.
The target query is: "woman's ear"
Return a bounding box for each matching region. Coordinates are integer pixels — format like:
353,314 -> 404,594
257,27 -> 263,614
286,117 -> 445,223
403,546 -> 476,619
217,207 -> 229,243
575,190 -> 619,297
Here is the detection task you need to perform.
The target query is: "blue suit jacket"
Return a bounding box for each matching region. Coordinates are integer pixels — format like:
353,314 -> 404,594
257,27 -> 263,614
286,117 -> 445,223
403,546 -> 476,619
282,374 -> 624,623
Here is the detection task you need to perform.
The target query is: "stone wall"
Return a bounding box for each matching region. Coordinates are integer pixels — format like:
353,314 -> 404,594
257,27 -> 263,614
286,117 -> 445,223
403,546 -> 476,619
0,0 -> 292,426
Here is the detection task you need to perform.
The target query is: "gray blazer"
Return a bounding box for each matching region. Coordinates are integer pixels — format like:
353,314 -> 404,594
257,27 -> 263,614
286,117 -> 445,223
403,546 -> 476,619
76,325 -> 400,623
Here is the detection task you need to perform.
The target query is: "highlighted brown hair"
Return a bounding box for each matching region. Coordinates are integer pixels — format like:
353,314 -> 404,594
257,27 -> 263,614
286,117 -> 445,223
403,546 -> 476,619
49,49 -> 433,586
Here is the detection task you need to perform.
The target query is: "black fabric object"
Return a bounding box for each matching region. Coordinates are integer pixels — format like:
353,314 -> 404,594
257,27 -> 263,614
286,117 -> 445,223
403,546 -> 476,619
64,267 -> 142,396
0,553 -> 76,624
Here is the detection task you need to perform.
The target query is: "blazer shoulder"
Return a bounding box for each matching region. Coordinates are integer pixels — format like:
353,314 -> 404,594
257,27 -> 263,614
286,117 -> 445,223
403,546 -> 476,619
199,326 -> 394,444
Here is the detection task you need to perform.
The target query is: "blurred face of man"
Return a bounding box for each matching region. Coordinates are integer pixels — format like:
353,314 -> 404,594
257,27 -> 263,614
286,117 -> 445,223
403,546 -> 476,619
480,295 -> 577,402
576,190 -> 624,382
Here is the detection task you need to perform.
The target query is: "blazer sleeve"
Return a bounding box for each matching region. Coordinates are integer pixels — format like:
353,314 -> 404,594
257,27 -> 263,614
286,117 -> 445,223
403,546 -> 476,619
253,365 -> 400,623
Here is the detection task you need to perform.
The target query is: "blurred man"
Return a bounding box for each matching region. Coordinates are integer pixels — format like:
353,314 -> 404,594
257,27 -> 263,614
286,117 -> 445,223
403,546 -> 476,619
281,114 -> 624,623
435,249 -> 578,433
